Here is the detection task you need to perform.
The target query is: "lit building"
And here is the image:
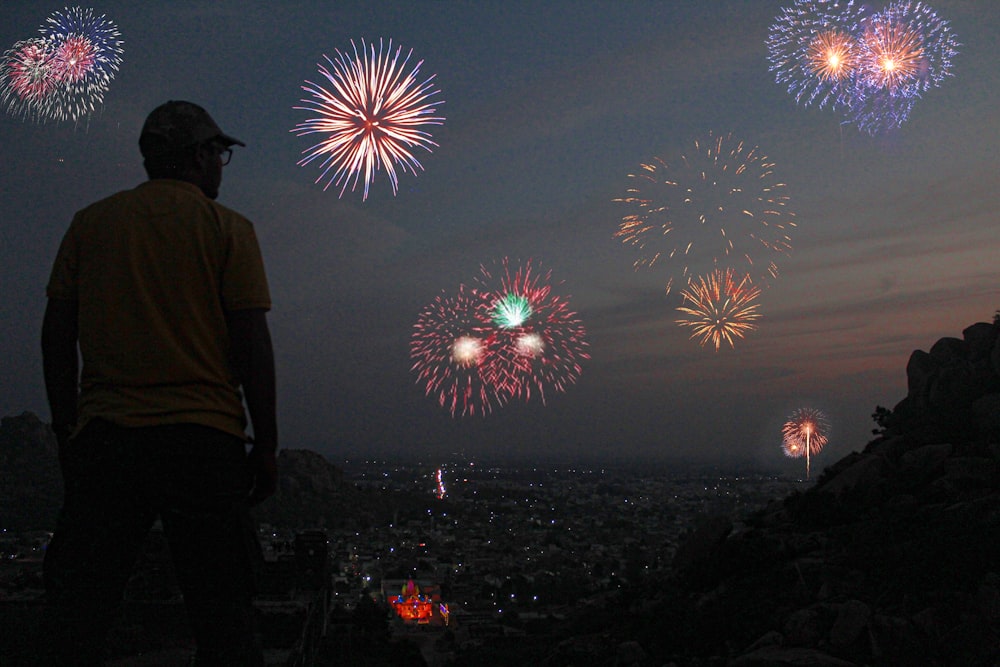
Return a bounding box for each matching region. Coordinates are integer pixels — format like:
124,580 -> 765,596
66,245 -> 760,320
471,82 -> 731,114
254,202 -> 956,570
384,578 -> 450,626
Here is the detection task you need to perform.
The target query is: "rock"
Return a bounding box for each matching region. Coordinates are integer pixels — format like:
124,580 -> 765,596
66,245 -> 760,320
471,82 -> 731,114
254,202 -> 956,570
906,349 -> 934,404
813,454 -> 887,503
972,393 -> 1000,438
728,646 -> 858,666
962,322 -> 997,360
614,640 -> 647,665
928,336 -> 966,365
672,515 -> 733,570
828,599 -> 870,649
783,607 -> 824,647
942,456 -> 996,486
898,443 -> 952,486
743,630 -> 783,653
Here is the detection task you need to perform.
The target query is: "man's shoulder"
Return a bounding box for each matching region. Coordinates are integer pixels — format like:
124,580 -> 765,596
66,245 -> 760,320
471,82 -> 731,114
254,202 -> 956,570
76,180 -> 255,228
75,184 -> 144,211
207,197 -> 254,227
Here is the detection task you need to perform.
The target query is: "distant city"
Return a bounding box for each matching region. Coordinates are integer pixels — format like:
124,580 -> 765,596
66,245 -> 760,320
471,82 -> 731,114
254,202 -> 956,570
1,460 -> 808,665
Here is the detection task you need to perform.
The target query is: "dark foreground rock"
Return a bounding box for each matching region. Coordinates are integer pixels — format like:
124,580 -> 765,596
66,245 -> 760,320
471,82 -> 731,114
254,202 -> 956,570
530,321 -> 1000,667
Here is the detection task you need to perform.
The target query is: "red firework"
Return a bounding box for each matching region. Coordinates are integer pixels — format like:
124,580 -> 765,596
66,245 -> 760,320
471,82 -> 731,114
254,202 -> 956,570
410,284 -> 506,417
53,34 -> 98,84
476,258 -> 590,404
782,407 -> 830,478
292,37 -> 445,201
1,39 -> 59,116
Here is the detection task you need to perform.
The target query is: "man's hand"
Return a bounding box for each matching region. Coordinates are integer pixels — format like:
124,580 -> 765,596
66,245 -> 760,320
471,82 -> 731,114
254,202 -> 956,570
247,445 -> 277,505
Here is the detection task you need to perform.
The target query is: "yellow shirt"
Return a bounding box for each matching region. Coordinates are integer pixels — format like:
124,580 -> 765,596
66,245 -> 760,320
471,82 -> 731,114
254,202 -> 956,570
46,179 -> 271,438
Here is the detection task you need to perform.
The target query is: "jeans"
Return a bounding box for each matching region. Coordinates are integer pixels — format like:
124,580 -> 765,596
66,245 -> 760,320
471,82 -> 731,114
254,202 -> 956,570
40,419 -> 265,666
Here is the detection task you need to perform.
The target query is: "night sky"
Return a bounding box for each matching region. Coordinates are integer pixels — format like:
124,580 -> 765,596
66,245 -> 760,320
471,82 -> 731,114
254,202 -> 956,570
1,1 -> 997,472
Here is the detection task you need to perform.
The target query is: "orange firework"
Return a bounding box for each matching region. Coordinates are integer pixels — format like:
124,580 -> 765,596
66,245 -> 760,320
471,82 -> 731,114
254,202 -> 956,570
858,16 -> 925,92
675,268 -> 762,351
614,132 -> 795,295
806,29 -> 858,82
782,407 -> 830,479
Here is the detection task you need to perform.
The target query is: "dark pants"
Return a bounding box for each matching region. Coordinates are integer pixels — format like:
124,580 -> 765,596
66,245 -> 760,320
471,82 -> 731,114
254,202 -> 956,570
40,419 -> 265,666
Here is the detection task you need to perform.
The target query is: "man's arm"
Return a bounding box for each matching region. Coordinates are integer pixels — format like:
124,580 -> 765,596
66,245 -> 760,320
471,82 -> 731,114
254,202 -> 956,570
226,308 -> 278,504
41,298 -> 79,448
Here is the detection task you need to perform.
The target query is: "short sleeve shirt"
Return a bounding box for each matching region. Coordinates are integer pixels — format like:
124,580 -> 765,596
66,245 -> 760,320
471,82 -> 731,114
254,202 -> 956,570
46,179 -> 271,438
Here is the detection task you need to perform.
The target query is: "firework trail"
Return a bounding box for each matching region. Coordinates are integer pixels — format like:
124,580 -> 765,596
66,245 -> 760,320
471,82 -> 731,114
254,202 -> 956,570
410,284 -> 504,417
292,38 -> 445,201
782,407 -> 830,478
675,268 -> 762,351
767,0 -> 866,110
614,131 -> 795,294
1,38 -> 59,120
475,258 -> 590,404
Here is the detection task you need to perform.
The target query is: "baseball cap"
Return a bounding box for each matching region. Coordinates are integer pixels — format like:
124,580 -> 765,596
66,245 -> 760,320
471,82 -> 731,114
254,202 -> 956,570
139,100 -> 245,156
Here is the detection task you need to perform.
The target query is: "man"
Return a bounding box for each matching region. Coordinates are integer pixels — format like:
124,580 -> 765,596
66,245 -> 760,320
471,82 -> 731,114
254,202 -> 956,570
40,100 -> 277,666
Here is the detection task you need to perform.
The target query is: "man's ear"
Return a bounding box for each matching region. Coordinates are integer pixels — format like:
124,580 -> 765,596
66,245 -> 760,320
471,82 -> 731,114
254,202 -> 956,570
192,143 -> 212,169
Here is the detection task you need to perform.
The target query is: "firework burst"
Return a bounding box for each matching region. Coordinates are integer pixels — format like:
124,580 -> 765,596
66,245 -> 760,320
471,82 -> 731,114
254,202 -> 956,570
855,1 -> 958,96
292,38 -> 445,201
614,131 -> 795,294
1,7 -> 123,122
410,284 -> 504,417
767,0 -> 866,109
476,258 -> 590,403
768,0 -> 958,134
1,38 -> 59,120
42,6 -> 123,122
675,268 -> 762,350
806,29 -> 859,83
782,407 -> 830,478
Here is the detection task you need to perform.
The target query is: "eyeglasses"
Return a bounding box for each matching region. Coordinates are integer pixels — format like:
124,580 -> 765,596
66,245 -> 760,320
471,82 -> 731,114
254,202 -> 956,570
218,146 -> 233,166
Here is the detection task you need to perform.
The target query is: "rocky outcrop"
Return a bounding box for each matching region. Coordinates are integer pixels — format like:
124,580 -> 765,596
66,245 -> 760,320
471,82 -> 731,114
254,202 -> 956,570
251,449 -> 413,531
0,414 -> 392,533
542,321 -> 1000,666
890,321 -> 1000,441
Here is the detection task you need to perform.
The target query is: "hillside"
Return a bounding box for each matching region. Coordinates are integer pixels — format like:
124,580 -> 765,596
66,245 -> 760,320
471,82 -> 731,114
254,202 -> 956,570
0,415 -> 403,533
519,321 -> 1000,666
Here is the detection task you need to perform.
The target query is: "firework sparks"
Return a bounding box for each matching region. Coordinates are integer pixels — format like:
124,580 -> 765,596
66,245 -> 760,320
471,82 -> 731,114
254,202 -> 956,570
855,1 -> 957,95
1,7 -> 123,122
782,407 -> 830,478
492,293 -> 532,329
1,38 -> 59,120
842,80 -> 918,135
40,6 -> 124,122
476,258 -> 590,404
806,29 -> 858,82
435,467 -> 446,500
292,38 -> 445,201
767,0 -> 866,109
614,131 -> 795,294
410,284 -> 504,417
675,268 -> 762,350
768,0 -> 958,134
858,15 -> 925,92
